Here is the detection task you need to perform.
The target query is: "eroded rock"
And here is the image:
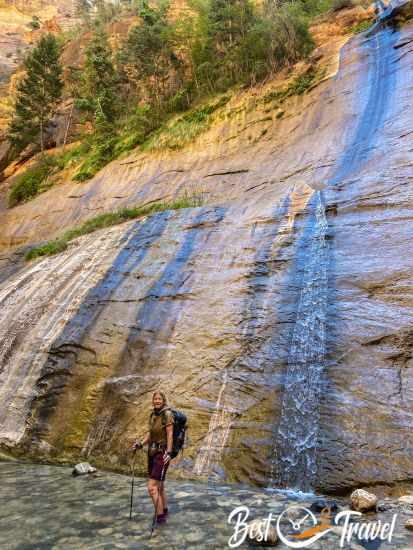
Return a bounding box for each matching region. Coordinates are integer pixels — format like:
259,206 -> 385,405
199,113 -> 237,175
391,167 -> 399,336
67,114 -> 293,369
398,495 -> 413,506
350,489 -> 377,513
72,462 -> 97,476
1,10 -> 413,497
405,519 -> 413,531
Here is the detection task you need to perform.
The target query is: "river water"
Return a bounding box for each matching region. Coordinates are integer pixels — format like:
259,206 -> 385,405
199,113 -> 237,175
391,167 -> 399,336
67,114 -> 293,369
1,461 -> 412,549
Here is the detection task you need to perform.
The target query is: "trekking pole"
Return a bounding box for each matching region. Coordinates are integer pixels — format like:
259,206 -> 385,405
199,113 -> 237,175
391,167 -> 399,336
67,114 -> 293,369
129,449 -> 137,520
149,462 -> 166,538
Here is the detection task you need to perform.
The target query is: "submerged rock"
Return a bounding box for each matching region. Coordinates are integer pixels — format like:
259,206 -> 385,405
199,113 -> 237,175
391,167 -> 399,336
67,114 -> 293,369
72,462 -> 97,476
398,495 -> 413,506
350,489 -> 377,512
376,501 -> 393,512
405,519 -> 413,531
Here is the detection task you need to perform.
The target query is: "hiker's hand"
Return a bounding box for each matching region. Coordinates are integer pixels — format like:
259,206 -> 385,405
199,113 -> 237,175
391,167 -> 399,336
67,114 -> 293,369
132,441 -> 143,452
163,451 -> 171,464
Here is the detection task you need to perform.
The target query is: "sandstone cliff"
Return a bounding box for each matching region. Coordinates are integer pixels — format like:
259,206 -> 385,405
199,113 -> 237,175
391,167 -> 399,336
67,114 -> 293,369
1,2 -> 413,496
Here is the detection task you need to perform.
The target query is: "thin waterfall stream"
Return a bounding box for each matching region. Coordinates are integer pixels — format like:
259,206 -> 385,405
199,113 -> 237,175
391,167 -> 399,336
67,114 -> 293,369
272,6 -> 399,490
273,190 -> 328,491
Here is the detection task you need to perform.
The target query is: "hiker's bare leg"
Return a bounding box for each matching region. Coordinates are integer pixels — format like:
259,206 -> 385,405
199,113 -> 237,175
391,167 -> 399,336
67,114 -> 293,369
148,479 -> 164,515
160,482 -> 167,510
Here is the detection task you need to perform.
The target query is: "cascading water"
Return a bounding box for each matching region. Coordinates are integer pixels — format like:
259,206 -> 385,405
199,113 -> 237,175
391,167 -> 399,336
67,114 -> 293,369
273,190 -> 328,491
193,370 -> 232,478
272,4 -> 399,489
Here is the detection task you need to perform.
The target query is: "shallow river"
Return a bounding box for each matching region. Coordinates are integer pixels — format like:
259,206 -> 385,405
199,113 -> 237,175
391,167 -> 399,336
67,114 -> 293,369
1,461 -> 412,549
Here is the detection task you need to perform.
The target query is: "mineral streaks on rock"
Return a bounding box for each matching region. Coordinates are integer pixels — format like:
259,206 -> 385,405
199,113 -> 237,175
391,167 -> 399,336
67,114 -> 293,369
316,18 -> 413,494
0,197 -> 305,487
193,369 -> 232,478
0,224 -> 128,445
273,23 -> 402,492
192,188 -> 316,484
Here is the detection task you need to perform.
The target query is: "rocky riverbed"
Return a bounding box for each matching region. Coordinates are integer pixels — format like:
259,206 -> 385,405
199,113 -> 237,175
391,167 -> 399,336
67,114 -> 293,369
1,461 -> 413,549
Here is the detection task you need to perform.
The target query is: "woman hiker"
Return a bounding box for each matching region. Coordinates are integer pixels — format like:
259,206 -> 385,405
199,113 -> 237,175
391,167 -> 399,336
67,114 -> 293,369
133,390 -> 174,524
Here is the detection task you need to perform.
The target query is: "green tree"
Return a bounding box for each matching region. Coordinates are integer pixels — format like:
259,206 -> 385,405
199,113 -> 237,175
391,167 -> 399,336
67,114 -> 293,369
77,26 -> 119,134
191,0 -> 256,91
28,15 -> 41,30
73,26 -> 120,181
119,0 -> 176,110
76,0 -> 92,26
241,3 -> 313,82
190,0 -> 313,91
8,33 -> 63,152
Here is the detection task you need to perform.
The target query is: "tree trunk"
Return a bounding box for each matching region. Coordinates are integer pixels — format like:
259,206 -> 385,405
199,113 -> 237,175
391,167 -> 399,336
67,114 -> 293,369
63,102 -> 74,151
40,117 -> 44,152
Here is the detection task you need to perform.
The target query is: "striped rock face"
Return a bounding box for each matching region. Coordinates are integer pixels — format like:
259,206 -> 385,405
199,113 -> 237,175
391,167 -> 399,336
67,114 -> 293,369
1,5 -> 413,495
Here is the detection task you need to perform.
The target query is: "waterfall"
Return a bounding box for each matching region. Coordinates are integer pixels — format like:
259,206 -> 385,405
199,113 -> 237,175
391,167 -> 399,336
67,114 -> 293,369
193,370 -> 232,478
273,190 -> 328,491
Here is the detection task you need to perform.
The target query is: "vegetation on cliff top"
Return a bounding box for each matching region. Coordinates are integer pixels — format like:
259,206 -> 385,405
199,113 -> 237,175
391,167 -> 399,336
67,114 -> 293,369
25,191 -> 204,260
6,0 -> 367,205
8,157 -> 52,207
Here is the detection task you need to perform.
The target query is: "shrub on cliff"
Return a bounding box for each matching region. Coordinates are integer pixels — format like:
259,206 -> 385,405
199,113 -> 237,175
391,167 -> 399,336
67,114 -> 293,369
76,26 -> 119,133
118,0 -> 177,111
25,192 -> 204,260
8,155 -> 58,208
73,26 -> 121,181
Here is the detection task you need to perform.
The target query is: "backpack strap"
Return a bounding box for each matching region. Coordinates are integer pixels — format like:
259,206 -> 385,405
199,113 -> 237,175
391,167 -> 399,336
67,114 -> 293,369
161,407 -> 174,426
151,407 -> 173,426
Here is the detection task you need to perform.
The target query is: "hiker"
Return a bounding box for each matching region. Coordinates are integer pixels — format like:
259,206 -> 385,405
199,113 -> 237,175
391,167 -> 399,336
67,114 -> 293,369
133,390 -> 174,525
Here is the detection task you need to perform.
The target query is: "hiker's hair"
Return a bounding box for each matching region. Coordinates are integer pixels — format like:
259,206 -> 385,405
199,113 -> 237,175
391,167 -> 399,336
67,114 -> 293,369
152,390 -> 167,406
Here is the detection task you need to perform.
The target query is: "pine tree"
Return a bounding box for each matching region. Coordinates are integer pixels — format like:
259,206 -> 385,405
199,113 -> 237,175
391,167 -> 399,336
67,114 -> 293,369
119,0 -> 174,109
8,33 -> 63,152
77,26 -> 119,134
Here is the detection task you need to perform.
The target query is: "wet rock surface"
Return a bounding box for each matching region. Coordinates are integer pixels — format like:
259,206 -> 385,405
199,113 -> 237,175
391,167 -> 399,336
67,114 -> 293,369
73,462 -> 97,476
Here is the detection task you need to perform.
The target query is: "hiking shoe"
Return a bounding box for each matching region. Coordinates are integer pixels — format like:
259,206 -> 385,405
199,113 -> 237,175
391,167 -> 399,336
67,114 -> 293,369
156,513 -> 167,524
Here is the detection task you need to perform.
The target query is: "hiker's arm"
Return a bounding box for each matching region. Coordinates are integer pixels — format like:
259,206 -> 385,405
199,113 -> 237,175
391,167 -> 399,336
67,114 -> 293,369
133,431 -> 149,451
166,424 -> 173,454
141,431 -> 150,445
163,423 -> 173,463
